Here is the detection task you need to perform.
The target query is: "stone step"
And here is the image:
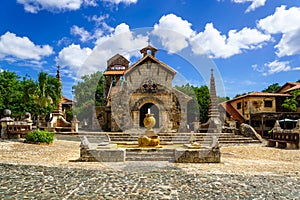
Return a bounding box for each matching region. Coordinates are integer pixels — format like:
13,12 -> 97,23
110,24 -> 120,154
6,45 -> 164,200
112,133 -> 237,137
126,157 -> 175,161
109,136 -> 257,142
74,132 -> 261,145
125,149 -> 175,161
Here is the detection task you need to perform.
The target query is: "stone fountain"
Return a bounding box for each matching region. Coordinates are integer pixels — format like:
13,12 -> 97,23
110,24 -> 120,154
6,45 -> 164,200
138,113 -> 161,147
79,110 -> 220,163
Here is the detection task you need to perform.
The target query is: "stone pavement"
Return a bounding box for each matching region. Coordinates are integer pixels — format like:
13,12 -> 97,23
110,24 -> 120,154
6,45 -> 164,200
0,163 -> 299,199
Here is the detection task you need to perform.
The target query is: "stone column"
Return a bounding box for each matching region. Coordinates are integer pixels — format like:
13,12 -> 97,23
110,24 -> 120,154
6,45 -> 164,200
71,115 -> 79,132
0,109 -> 13,139
132,111 -> 139,128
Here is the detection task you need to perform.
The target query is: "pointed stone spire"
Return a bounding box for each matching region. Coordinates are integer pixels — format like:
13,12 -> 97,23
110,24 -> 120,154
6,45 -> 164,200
56,65 -> 61,82
55,65 -> 63,115
209,69 -> 219,118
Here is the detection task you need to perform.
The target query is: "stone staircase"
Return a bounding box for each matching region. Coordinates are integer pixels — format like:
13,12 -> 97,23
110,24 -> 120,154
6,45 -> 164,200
57,130 -> 261,146
105,131 -> 261,145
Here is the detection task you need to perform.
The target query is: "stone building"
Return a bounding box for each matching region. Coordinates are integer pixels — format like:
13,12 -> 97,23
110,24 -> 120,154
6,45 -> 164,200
220,82 -> 300,136
96,45 -> 195,132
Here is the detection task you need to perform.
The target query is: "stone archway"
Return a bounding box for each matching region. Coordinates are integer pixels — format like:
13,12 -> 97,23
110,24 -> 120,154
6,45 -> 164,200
139,103 -> 159,128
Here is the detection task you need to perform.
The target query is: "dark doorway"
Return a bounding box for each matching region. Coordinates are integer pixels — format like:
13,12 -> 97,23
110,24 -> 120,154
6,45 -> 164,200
140,103 -> 159,128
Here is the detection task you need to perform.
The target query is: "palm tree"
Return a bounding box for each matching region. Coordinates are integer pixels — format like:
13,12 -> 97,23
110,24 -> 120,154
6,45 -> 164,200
34,72 -> 61,128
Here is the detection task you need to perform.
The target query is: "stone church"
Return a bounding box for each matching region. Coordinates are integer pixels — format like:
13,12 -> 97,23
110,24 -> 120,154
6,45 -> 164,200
96,45 -> 196,132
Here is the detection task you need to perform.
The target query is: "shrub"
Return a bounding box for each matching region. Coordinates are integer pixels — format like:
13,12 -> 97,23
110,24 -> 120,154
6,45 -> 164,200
25,130 -> 54,144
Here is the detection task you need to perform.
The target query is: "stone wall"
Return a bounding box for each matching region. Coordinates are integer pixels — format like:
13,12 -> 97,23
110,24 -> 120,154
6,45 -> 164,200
80,146 -> 126,162
125,62 -> 173,91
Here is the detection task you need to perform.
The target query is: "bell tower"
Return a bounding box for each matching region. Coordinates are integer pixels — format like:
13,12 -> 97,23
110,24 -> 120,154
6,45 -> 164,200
103,54 -> 129,102
140,45 -> 158,57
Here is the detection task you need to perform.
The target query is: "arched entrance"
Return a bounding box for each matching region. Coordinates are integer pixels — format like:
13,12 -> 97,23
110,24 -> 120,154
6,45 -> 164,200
140,103 -> 159,128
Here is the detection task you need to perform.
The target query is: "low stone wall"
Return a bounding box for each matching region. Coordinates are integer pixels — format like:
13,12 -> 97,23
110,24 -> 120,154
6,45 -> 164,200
80,147 -> 125,162
80,143 -> 221,163
0,110 -> 33,139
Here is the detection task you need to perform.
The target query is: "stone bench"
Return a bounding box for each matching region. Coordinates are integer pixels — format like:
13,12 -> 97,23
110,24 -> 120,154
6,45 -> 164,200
267,132 -> 299,149
7,124 -> 31,139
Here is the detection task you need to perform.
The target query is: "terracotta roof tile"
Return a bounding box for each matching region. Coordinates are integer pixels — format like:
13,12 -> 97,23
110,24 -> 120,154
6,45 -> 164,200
229,92 -> 291,102
247,92 -> 291,97
276,82 -> 300,93
284,85 -> 300,93
61,96 -> 73,104
124,54 -> 176,76
103,71 -> 125,75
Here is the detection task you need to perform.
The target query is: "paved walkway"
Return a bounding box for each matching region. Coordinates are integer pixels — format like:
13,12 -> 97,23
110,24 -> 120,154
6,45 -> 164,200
0,163 -> 299,199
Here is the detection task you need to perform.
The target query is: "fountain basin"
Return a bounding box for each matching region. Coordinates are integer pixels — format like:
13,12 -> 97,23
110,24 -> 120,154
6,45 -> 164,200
79,141 -> 220,163
138,135 -> 161,147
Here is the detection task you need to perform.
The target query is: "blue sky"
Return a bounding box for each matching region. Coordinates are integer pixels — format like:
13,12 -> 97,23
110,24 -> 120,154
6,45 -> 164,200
1,0 -> 300,99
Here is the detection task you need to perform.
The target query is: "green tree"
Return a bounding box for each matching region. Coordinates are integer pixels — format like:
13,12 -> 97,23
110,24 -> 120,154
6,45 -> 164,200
33,72 -> 62,126
193,85 -> 210,123
0,71 -> 23,117
0,71 -> 60,120
262,83 -> 281,93
72,71 -> 104,124
217,96 -> 230,103
18,76 -> 37,116
282,89 -> 300,112
174,84 -> 197,99
175,84 -> 210,123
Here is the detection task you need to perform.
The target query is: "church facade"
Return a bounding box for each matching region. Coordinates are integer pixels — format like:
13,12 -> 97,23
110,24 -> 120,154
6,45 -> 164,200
96,45 -> 196,132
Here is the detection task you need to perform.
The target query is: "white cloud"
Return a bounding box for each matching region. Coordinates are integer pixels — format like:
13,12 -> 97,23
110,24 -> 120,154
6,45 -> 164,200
191,23 -> 271,58
275,28 -> 300,57
153,14 -> 195,53
88,23 -> 148,70
0,32 -> 53,62
56,44 -> 92,71
257,6 -> 300,34
227,27 -> 271,50
152,14 -> 270,58
100,0 -> 137,5
87,14 -> 114,32
264,60 -> 291,75
17,0 -> 97,13
257,6 -> 300,57
252,60 -> 300,76
71,15 -> 114,43
190,23 -> 229,57
57,23 -> 148,79
232,0 -> 266,13
71,25 -> 93,42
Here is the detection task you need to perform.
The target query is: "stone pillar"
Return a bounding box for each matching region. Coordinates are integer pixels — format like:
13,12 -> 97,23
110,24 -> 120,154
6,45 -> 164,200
161,111 -> 168,128
193,122 -> 200,133
132,111 -> 139,128
23,112 -> 33,131
273,120 -> 282,133
71,115 -> 79,132
293,119 -> 300,133
0,109 -> 13,139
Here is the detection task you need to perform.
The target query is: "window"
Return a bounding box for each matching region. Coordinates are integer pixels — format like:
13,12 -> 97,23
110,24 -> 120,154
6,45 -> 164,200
264,100 -> 272,108
237,102 -> 241,109
111,65 -> 125,70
